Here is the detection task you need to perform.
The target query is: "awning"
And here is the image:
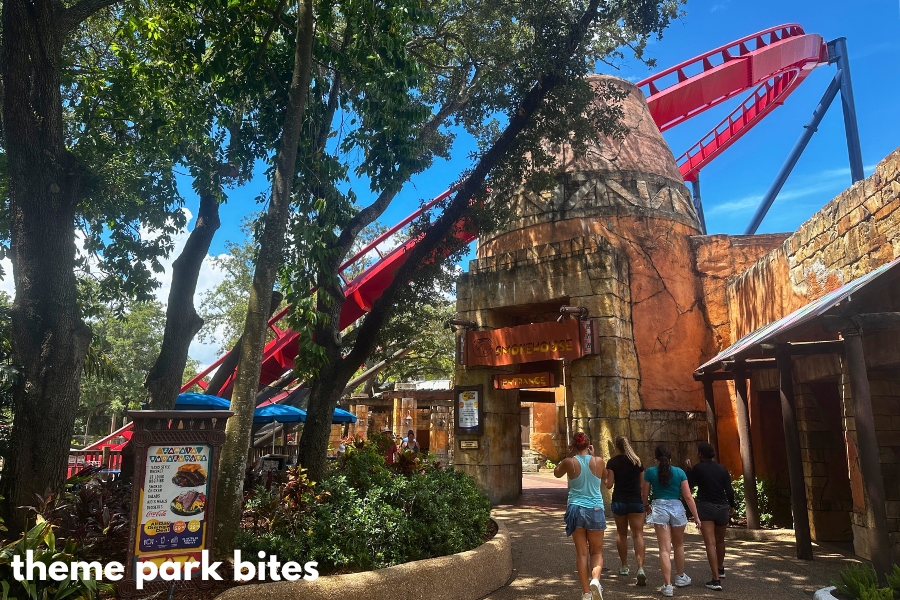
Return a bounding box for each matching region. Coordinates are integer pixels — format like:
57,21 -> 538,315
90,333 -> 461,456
695,256 -> 900,374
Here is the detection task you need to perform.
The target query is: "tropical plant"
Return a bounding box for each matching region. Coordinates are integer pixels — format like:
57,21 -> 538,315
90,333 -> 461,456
833,563 -> 880,600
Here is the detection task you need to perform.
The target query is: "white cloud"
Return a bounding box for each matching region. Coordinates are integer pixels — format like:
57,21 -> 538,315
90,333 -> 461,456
0,208 -> 233,372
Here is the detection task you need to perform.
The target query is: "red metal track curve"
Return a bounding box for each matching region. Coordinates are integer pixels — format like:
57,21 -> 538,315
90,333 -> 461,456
84,24 -> 828,451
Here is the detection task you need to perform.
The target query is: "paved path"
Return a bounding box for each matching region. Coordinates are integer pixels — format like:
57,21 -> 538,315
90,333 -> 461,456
486,471 -> 861,600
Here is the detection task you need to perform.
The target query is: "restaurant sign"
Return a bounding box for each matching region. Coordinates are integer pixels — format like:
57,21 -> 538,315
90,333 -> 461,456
494,372 -> 555,390
464,319 -> 583,367
122,410 -> 232,597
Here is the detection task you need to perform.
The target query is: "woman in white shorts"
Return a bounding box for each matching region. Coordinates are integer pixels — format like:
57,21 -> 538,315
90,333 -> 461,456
641,444 -> 701,597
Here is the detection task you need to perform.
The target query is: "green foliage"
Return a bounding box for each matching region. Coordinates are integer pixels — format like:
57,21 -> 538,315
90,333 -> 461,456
887,564 -> 900,597
732,475 -> 789,528
833,563 -> 880,600
236,440 -> 491,573
545,460 -> 557,470
0,514 -> 114,600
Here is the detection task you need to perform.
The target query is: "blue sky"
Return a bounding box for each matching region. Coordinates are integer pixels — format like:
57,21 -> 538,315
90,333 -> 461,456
201,0 -> 900,253
161,0 -> 900,365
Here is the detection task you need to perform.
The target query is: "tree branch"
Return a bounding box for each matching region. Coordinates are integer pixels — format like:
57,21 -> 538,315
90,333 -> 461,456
57,0 -> 119,37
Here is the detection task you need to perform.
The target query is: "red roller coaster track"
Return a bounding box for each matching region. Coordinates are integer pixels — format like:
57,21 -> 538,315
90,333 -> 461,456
85,24 -> 828,451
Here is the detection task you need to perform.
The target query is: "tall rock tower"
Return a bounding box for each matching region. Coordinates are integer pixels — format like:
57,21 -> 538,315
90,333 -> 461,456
455,75 -> 712,503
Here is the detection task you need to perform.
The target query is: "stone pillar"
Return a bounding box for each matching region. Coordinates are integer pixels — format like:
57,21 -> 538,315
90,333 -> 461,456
453,368 -> 522,505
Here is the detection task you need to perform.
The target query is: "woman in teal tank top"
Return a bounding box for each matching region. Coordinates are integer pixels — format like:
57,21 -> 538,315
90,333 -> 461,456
554,432 -> 607,600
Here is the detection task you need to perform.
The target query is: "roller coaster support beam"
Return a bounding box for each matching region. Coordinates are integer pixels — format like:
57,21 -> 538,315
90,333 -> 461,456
745,38 -> 864,235
744,70 -> 842,234
690,173 -> 707,235
829,37 -> 865,183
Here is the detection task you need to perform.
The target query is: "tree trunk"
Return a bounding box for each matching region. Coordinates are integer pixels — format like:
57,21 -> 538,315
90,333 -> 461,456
203,290 -> 283,398
214,0 -> 316,555
0,0 -> 93,530
145,188 -> 221,409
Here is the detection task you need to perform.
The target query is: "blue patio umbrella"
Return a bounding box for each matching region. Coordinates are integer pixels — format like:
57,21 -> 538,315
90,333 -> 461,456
174,392 -> 231,411
297,407 -> 358,424
253,404 -> 307,425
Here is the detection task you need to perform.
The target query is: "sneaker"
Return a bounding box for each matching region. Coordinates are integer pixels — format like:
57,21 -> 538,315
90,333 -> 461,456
582,594 -> 592,600
637,567 -> 647,586
674,573 -> 692,587
619,566 -> 630,576
660,584 -> 674,597
718,568 -> 726,579
590,578 -> 603,600
706,580 -> 723,591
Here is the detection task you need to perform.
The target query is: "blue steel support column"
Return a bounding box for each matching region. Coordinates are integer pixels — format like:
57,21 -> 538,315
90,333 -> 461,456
744,71 -> 842,235
690,173 -> 707,235
828,37 -> 865,183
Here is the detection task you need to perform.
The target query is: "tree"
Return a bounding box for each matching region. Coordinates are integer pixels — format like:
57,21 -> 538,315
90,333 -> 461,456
283,0 -> 681,482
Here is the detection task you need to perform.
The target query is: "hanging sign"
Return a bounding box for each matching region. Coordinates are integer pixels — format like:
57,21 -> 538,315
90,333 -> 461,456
121,410 -> 232,597
466,319 -> 583,367
493,372 -> 555,390
454,385 -> 483,435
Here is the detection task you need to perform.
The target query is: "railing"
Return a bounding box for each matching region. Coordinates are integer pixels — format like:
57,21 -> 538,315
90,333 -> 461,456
248,446 -> 300,464
67,449 -> 123,478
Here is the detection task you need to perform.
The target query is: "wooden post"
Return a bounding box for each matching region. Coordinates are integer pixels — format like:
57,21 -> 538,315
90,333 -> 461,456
776,351 -> 813,560
843,327 -> 892,583
733,367 -> 760,529
702,377 -> 720,460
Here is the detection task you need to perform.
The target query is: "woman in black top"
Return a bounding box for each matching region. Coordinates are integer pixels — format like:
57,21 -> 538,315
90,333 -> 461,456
684,442 -> 735,591
603,436 -> 647,586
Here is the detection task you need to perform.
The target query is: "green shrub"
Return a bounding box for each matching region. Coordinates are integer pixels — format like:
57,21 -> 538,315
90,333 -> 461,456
833,563 -> 879,600
235,440 -> 492,575
545,460 -> 557,470
732,475 -> 791,527
887,564 -> 900,597
859,587 -> 893,600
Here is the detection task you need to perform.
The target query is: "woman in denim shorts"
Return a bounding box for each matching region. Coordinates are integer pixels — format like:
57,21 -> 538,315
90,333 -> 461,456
554,432 -> 606,600
604,436 -> 647,585
641,444 -> 701,597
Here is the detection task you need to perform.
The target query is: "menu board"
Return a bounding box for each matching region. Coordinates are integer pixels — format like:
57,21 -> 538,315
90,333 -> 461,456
458,390 -> 479,429
136,444 -> 211,559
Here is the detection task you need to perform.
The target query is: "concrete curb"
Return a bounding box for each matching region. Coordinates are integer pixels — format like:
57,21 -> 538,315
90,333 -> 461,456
725,527 -> 796,542
814,586 -> 838,600
215,519 -> 512,600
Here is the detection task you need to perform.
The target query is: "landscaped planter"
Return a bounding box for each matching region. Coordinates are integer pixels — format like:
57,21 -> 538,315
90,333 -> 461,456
214,519 -> 512,600
814,586 -> 838,600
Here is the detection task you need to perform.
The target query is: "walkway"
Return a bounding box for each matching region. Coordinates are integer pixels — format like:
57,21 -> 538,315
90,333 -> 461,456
486,471 -> 860,600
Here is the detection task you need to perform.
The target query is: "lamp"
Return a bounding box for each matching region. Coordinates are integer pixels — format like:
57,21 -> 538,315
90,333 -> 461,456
557,305 -> 589,322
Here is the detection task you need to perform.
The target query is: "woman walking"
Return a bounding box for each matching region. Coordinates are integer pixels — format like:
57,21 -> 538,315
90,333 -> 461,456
554,432 -> 606,600
641,444 -> 701,597
685,442 -> 735,591
604,436 -> 647,585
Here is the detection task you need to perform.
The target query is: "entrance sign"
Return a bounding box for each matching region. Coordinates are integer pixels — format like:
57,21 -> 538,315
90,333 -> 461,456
494,372 -> 555,390
454,385 -> 483,435
465,320 -> 583,367
122,410 -> 232,597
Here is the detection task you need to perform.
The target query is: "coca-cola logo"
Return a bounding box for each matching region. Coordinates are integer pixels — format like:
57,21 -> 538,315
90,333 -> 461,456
145,510 -> 167,517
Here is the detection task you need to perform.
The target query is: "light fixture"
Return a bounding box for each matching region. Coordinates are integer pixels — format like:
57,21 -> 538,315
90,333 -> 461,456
557,305 -> 589,322
444,318 -> 478,331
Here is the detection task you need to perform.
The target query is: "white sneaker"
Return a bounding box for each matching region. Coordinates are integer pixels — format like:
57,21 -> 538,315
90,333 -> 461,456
674,573 -> 692,587
590,578 -> 603,600
660,584 -> 674,597
582,593 -> 592,600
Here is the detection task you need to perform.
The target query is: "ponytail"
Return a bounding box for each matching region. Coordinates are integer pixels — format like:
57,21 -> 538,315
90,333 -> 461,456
655,444 -> 673,488
615,436 -> 642,468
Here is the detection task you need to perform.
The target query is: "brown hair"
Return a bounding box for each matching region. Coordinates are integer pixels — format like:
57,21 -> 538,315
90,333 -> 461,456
655,444 -> 673,487
572,432 -> 590,451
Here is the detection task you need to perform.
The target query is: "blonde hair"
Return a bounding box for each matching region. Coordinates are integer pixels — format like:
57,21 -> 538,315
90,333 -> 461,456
615,436 -> 641,468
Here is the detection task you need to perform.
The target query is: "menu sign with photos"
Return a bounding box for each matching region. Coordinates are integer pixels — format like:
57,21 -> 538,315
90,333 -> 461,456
138,444 -> 211,554
454,384 -> 484,435
122,410 -> 232,597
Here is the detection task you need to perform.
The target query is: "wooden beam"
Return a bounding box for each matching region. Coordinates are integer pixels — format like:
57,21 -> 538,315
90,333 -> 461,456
823,312 -> 900,333
723,358 -> 777,371
733,368 -> 760,529
693,371 -> 737,381
843,328 -> 892,583
777,352 -> 813,560
761,340 -> 844,355
702,378 -> 720,461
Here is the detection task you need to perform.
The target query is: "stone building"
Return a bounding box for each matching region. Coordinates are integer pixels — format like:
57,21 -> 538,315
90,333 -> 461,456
452,72 -> 900,564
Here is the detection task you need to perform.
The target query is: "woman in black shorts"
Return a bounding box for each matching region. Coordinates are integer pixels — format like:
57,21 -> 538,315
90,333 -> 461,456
685,442 -> 735,591
604,436 -> 647,586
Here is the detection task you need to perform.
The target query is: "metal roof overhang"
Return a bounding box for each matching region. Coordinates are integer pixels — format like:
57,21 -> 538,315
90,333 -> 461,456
694,256 -> 900,375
